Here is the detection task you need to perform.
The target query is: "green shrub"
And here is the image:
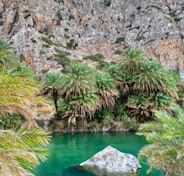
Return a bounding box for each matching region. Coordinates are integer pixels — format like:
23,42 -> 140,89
56,10 -> 63,20
68,15 -> 75,20
38,29 -> 44,34
115,37 -> 125,43
117,114 -> 138,130
55,49 -> 71,67
96,60 -> 109,70
66,39 -> 78,49
89,121 -> 101,132
114,50 -> 122,55
47,56 -> 54,60
83,53 -> 104,62
41,36 -> 53,45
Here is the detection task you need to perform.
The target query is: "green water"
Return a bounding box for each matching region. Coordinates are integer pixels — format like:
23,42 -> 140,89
33,132 -> 163,176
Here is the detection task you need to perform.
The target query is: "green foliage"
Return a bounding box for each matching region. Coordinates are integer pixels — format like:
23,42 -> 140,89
0,114 -> 22,129
117,114 -> 138,131
6,63 -> 35,78
0,40 -> 16,69
137,107 -> 184,175
132,60 -> 167,93
114,50 -> 122,55
150,92 -> 172,109
46,56 -> 53,60
0,40 -> 52,176
0,127 -> 51,176
56,10 -> 63,20
38,29 -> 44,34
178,86 -> 184,99
83,53 -> 104,62
112,102 -> 138,130
0,40 -> 52,127
96,60 -> 110,70
57,62 -> 99,125
41,36 -> 53,45
43,71 -> 62,88
126,94 -> 152,121
61,61 -> 96,97
31,38 -> 37,43
66,39 -> 78,49
107,48 -> 179,121
0,70 -> 42,127
115,37 -> 125,43
94,108 -> 113,122
96,72 -> 119,108
0,40 -> 12,51
55,48 -> 71,67
89,121 -> 101,132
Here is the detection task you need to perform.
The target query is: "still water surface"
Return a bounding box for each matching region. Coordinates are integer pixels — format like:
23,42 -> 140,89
33,132 -> 163,176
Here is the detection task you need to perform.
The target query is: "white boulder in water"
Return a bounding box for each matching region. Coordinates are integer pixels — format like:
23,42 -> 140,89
79,146 -> 141,176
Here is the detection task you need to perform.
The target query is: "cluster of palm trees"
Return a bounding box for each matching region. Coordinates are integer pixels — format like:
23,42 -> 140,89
0,40 -> 51,176
43,61 -> 119,126
42,48 -> 180,127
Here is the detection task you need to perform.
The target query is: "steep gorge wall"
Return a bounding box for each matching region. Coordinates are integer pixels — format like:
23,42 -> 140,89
0,0 -> 184,76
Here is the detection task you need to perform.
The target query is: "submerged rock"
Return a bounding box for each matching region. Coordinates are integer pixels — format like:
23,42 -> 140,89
79,146 -> 141,176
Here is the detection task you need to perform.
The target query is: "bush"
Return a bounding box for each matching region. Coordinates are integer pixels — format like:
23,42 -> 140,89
83,53 -> 104,62
66,39 -> 78,49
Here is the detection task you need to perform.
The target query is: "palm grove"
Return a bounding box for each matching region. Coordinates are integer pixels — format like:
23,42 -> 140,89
1,39 -> 184,175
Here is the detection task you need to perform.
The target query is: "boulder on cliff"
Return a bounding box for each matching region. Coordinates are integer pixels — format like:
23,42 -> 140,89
78,146 -> 141,176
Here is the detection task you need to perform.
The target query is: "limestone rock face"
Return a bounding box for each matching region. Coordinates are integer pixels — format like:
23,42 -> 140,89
79,146 -> 141,176
0,0 -> 184,76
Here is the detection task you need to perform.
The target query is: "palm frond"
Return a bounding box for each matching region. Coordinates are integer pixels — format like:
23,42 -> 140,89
137,108 -> 184,175
96,72 -> 119,108
60,62 -> 96,98
0,127 -> 51,176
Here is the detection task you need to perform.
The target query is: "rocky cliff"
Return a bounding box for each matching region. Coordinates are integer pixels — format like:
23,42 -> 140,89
0,0 -> 184,77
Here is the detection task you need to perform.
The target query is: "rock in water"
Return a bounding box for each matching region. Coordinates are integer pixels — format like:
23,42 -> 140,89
79,146 -> 141,176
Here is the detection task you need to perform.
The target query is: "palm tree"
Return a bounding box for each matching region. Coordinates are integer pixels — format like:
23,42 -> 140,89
106,63 -> 130,96
58,61 -> 100,125
0,40 -> 53,125
60,61 -> 96,98
0,40 -> 51,176
120,48 -> 146,74
58,92 -> 100,125
96,72 -> 119,108
120,49 -> 178,96
0,127 -> 50,176
6,63 -> 35,78
137,107 -> 184,175
42,71 -> 63,111
0,72 -> 42,127
111,48 -> 179,121
126,94 -> 153,121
